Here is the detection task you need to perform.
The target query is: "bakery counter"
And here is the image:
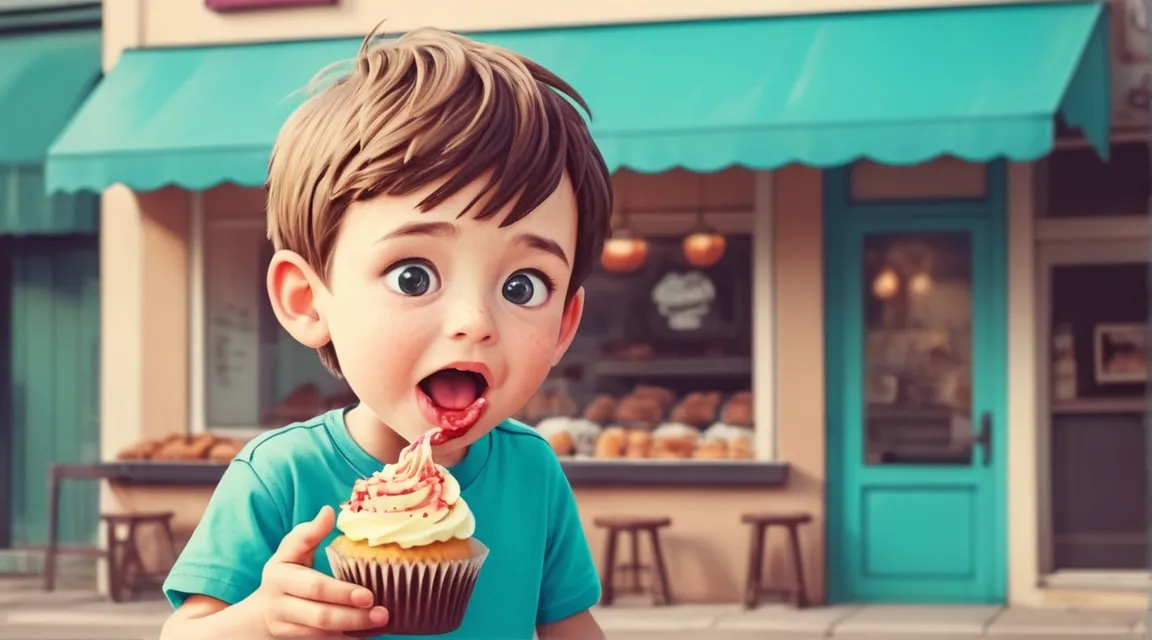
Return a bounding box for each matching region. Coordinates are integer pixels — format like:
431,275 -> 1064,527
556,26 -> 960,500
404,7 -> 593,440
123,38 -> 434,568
77,459 -> 789,488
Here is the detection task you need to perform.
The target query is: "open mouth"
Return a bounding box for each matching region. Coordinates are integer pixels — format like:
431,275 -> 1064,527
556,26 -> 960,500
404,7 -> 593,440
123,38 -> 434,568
417,367 -> 490,411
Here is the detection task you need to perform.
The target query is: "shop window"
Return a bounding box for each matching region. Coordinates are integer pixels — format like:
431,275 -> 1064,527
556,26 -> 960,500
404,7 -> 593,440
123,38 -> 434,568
527,235 -> 754,462
1043,141 -> 1150,218
201,214 -> 353,429
198,202 -> 757,463
1047,262 -> 1148,570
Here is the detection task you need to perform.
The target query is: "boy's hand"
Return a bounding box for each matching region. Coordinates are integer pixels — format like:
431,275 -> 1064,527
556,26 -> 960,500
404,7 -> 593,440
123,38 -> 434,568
260,506 -> 389,638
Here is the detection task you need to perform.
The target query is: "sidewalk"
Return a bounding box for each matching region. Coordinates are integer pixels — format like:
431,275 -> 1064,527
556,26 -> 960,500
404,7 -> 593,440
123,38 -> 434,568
0,577 -> 1147,639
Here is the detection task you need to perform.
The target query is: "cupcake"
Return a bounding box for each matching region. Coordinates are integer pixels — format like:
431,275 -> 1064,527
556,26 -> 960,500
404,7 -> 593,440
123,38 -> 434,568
327,432 -> 488,635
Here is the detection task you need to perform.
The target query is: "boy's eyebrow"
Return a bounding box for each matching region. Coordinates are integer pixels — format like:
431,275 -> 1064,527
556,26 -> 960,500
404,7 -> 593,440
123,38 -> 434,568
378,221 -> 569,266
515,233 -> 569,267
378,221 -> 458,241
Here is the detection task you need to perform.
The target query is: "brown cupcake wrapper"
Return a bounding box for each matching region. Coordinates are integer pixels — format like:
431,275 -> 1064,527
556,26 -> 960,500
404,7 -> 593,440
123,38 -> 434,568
326,541 -> 489,636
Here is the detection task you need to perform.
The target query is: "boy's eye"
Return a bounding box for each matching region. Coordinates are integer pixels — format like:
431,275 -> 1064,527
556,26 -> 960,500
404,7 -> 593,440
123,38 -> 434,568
383,261 -> 441,297
503,271 -> 551,308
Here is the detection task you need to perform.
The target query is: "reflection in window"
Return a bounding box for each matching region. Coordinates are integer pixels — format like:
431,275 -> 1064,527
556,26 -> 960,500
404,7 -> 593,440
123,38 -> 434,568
862,232 -> 974,466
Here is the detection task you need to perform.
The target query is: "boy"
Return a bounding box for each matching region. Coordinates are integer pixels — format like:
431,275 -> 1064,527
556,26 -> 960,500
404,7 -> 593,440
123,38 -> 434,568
159,26 -> 612,640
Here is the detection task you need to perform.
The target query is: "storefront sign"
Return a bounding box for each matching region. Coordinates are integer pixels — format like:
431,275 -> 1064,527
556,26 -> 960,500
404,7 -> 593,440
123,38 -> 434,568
206,0 -> 337,12
1110,0 -> 1149,130
651,271 -> 717,331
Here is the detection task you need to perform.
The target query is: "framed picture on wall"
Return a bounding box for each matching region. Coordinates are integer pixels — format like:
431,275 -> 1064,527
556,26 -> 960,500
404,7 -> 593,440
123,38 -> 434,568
1093,323 -> 1148,384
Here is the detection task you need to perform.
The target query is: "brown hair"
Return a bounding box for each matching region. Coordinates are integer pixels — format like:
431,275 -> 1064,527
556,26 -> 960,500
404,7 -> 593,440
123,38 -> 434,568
266,26 -> 613,376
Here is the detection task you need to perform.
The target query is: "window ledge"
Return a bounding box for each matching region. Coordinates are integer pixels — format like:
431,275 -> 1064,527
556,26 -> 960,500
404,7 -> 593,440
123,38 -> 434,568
1040,570 -> 1150,592
88,459 -> 790,488
561,459 -> 789,487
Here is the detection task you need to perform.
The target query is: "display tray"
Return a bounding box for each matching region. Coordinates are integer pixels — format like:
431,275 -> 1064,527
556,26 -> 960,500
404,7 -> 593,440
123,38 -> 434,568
95,459 -> 790,488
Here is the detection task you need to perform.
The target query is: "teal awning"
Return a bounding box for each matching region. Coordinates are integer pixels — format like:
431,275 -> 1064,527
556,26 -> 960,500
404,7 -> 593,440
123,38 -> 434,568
47,2 -> 1110,193
0,28 -> 100,234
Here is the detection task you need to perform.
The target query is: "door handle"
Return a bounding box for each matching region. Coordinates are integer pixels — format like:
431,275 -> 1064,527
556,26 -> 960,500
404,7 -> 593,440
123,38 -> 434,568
974,411 -> 992,466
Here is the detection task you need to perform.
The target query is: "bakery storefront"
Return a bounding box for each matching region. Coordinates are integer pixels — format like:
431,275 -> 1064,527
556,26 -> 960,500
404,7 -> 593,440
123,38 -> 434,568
43,0 -> 1125,606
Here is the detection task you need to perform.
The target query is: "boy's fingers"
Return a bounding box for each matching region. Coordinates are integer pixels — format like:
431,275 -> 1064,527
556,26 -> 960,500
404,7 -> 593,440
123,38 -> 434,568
273,506 -> 335,564
278,564 -> 375,607
277,598 -> 389,633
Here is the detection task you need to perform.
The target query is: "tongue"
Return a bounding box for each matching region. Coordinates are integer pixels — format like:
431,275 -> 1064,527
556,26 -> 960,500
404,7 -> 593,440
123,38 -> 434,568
425,370 -> 479,410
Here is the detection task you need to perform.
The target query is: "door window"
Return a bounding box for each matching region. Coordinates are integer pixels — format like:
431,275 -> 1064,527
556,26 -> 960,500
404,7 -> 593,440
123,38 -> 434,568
861,231 -> 975,466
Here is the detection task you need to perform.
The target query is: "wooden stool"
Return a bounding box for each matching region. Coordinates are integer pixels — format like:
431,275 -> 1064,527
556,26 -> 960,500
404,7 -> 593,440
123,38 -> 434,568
101,512 -> 179,602
741,513 -> 811,609
593,517 -> 672,606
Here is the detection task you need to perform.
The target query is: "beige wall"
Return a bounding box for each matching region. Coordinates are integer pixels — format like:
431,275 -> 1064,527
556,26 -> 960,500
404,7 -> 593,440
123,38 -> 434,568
103,0 -> 1031,68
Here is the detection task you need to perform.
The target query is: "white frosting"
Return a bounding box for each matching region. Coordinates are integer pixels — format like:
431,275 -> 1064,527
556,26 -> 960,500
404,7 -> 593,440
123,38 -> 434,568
336,437 -> 476,549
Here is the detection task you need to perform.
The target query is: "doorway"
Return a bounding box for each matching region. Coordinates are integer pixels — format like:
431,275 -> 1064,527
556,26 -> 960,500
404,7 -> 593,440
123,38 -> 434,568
0,236 -> 100,565
825,164 -> 1008,603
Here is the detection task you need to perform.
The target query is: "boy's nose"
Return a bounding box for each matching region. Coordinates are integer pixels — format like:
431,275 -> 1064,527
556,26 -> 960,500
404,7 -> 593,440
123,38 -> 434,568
444,299 -> 497,345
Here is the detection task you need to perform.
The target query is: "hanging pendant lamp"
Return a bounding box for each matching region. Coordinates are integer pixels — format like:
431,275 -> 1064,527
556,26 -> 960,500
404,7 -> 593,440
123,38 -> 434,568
601,174 -> 649,273
682,174 -> 726,268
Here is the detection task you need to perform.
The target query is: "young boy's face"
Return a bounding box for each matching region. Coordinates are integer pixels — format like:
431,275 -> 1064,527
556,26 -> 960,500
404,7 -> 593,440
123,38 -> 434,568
313,175 -> 583,452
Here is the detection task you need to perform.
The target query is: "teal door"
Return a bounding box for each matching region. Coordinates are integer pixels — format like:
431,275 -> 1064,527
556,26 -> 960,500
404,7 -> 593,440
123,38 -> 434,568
0,237 -> 101,554
825,166 -> 1007,604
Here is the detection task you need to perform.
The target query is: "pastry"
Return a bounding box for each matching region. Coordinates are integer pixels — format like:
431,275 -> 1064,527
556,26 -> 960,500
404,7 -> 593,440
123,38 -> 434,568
328,429 -> 488,635
150,436 -> 193,461
547,431 -> 575,456
565,418 -> 603,458
651,423 -> 700,459
614,395 -> 664,426
207,439 -> 244,462
631,385 -> 676,411
594,427 -> 626,458
534,416 -> 574,438
624,429 -> 652,459
693,440 -> 728,459
721,391 -> 753,427
582,394 -> 617,424
730,433 -> 755,460
186,434 -> 219,460
703,422 -> 756,460
669,393 -> 720,427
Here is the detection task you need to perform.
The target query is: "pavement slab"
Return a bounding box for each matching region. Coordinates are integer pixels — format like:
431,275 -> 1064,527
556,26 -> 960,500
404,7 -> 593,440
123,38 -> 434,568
986,607 -> 1144,637
831,605 -> 1003,636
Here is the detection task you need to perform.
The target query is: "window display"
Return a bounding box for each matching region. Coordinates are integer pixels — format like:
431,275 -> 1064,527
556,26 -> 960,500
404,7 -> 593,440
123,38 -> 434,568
513,235 -> 755,461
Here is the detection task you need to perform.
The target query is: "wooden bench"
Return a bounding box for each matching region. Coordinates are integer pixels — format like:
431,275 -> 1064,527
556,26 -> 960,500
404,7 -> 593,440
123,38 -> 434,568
741,512 -> 811,609
593,516 -> 672,606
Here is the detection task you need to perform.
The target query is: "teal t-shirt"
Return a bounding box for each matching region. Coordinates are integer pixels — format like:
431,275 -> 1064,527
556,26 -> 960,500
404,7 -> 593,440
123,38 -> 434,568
162,409 -> 600,639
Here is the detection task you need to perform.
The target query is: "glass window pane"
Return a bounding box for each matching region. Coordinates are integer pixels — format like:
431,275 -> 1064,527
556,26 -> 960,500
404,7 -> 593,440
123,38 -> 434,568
203,218 -> 353,429
862,231 -> 974,466
524,235 -> 755,461
1045,142 -> 1150,218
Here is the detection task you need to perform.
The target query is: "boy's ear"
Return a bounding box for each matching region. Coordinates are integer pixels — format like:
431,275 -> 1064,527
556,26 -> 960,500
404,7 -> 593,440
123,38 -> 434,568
552,287 -> 585,366
267,249 -> 331,349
